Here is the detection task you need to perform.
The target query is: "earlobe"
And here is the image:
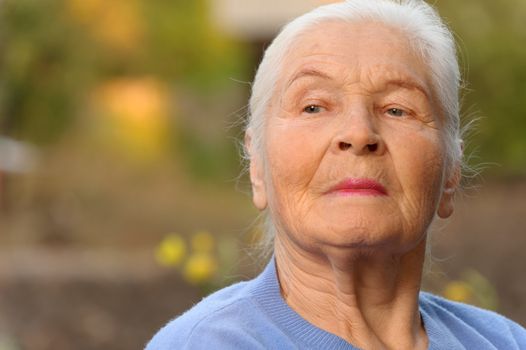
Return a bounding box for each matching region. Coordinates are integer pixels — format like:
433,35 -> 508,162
437,187 -> 455,219
245,131 -> 267,210
438,141 -> 463,219
437,161 -> 461,219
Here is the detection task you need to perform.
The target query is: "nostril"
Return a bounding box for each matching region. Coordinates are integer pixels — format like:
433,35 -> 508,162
367,143 -> 378,152
339,142 -> 351,151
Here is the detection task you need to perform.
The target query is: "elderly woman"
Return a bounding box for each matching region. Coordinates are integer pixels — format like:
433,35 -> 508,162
147,1 -> 526,349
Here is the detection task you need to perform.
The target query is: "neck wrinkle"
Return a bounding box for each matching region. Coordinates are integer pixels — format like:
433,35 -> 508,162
274,233 -> 428,350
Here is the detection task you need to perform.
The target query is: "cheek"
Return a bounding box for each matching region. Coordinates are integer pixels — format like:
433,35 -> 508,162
389,128 -> 445,211
266,119 -> 331,194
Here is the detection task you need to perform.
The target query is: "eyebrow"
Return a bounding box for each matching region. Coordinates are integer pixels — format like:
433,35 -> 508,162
383,79 -> 430,100
284,68 -> 431,100
285,68 -> 334,90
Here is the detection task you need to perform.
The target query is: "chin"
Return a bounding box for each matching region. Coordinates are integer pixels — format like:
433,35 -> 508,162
309,218 -> 424,255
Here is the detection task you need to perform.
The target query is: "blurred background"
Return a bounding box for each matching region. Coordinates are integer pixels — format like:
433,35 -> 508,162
0,0 -> 524,349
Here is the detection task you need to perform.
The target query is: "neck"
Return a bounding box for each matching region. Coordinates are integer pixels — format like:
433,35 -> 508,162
274,234 -> 428,350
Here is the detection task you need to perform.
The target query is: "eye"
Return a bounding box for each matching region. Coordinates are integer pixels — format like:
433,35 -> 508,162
303,105 -> 324,114
386,108 -> 406,117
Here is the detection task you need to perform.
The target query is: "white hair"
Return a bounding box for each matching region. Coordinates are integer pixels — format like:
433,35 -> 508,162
244,0 -> 464,252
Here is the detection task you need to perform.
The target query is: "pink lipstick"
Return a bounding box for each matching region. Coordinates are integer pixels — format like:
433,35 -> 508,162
328,178 -> 387,196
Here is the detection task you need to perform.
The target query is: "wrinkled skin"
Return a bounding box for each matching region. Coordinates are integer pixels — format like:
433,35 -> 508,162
246,21 -> 461,350
249,21 -> 458,257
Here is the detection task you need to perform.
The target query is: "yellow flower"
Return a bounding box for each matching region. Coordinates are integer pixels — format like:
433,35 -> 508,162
155,234 -> 186,267
191,231 -> 215,254
183,253 -> 218,285
443,281 -> 473,303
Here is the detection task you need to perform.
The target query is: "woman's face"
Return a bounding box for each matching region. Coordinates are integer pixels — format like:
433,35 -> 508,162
249,22 -> 459,255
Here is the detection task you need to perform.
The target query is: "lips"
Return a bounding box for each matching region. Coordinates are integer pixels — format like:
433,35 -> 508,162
327,178 -> 387,196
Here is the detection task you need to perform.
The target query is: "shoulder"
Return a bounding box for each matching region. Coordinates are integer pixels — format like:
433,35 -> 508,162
420,292 -> 526,349
145,280 -> 267,350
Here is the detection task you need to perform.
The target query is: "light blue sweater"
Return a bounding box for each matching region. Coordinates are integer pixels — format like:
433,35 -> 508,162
146,259 -> 526,349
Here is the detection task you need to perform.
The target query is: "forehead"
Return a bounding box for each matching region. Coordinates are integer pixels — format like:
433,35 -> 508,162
279,21 -> 430,94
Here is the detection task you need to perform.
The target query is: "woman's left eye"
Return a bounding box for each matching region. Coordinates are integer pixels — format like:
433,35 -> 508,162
303,105 -> 324,114
386,108 -> 406,117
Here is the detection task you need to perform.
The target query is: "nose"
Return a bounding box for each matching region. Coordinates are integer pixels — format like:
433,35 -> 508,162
333,106 -> 384,156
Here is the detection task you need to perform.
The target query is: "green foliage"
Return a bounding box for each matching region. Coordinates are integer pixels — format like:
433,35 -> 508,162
142,0 -> 248,89
0,0 -> 248,146
0,0 -> 85,144
437,0 -> 526,174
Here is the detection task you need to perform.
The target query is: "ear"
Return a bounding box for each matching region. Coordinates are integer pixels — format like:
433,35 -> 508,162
245,130 -> 267,210
437,143 -> 463,219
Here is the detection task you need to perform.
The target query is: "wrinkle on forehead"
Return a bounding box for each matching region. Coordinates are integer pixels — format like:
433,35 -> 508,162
279,21 -> 428,83
283,62 -> 431,100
